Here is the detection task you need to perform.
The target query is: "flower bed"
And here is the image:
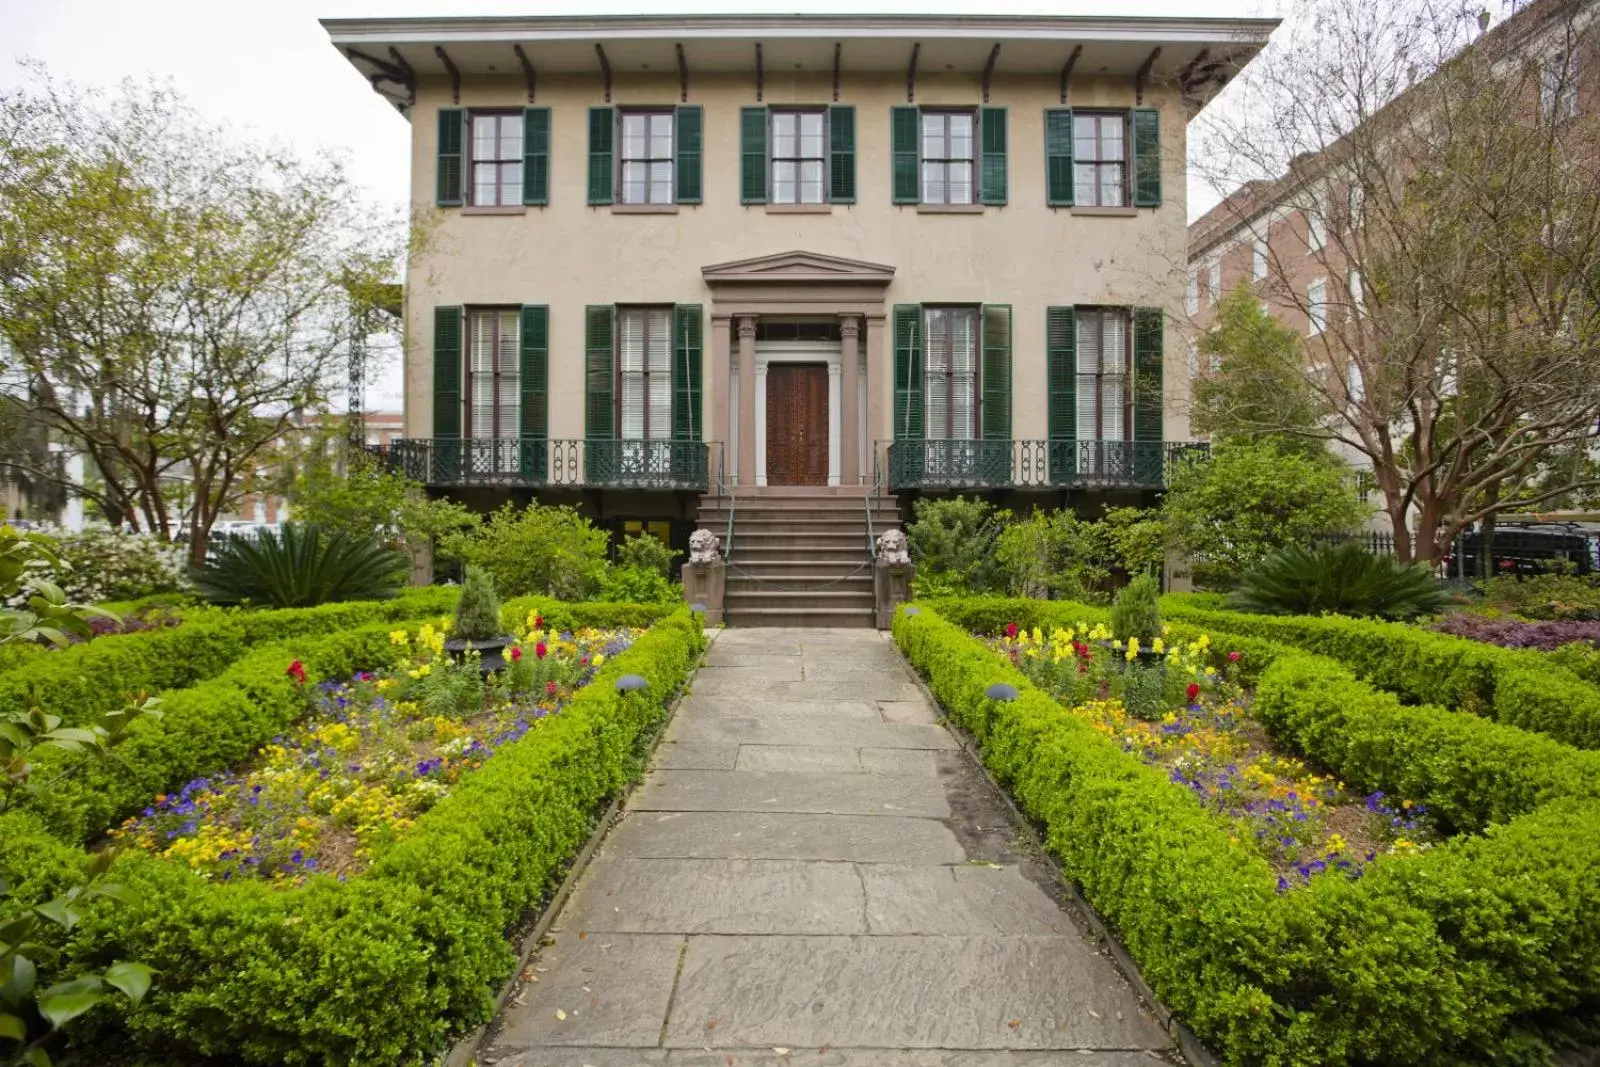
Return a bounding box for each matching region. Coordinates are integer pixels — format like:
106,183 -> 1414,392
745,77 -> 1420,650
0,605 -> 705,1065
898,599 -> 1600,1065
1431,611 -> 1600,650
111,622 -> 637,883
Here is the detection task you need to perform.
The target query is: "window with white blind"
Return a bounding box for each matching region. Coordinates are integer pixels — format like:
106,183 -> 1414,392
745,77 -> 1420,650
1542,50 -> 1579,120
1253,239 -> 1269,281
771,110 -> 826,204
1076,309 -> 1130,443
470,114 -> 523,207
618,308 -> 673,440
467,309 -> 520,472
1307,279 -> 1328,335
1186,272 -> 1199,315
923,307 -> 979,439
620,112 -> 674,205
920,112 -> 975,205
1073,112 -> 1128,207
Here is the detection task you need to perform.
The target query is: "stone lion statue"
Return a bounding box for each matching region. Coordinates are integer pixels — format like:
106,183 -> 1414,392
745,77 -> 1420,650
688,528 -> 722,564
875,528 -> 911,566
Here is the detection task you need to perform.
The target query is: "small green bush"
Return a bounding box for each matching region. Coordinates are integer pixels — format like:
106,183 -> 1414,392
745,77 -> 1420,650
1109,574 -> 1161,642
616,532 -> 679,577
452,567 -> 504,641
1481,573 -> 1600,620
192,524 -> 406,608
595,565 -> 679,605
1230,541 -> 1448,620
992,507 -> 1165,602
441,503 -> 610,600
906,496 -> 1009,595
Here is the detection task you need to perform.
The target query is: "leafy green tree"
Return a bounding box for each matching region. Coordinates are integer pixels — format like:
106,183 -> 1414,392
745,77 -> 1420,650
1163,440 -> 1370,589
439,503 -> 610,600
289,451 -> 478,575
1192,289 -> 1328,460
906,497 -> 1009,596
993,507 -> 1166,603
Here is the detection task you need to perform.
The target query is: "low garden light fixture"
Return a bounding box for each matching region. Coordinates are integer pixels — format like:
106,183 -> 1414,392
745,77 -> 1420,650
985,683 -> 1018,702
690,602 -> 707,614
903,606 -> 921,616
615,674 -> 649,693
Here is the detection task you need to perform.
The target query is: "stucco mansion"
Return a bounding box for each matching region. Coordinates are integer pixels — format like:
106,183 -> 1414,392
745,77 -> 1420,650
327,14 -> 1274,622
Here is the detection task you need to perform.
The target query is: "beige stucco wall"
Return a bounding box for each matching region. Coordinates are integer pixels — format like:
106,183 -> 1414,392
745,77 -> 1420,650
403,67 -> 1193,450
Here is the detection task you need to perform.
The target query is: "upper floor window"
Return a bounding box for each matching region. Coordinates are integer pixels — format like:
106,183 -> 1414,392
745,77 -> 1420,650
1186,271 -> 1199,316
1253,239 -> 1269,281
1306,192 -> 1328,252
923,307 -> 979,438
1076,308 -> 1131,442
771,110 -> 826,204
470,113 -> 523,207
617,307 -> 673,439
1074,112 -> 1128,207
1307,279 -> 1328,336
1208,259 -> 1223,302
921,111 -> 975,205
620,111 -> 674,205
1543,50 -> 1579,120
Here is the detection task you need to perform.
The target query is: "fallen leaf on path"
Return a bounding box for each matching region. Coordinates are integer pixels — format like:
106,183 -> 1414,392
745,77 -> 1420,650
555,1010 -> 567,1021
1008,1019 -> 1021,1028
773,1047 -> 789,1055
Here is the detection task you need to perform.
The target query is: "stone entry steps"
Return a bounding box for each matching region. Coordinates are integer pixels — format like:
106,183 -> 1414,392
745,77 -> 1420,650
479,628 -> 1171,1066
697,488 -> 900,628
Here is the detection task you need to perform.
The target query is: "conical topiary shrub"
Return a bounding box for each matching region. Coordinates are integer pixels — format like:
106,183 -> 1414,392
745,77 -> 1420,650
445,566 -> 511,673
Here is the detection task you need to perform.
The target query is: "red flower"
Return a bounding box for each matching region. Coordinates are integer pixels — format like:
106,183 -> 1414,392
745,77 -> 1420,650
1498,558 -> 1515,570
510,645 -> 523,662
1185,682 -> 1201,704
1227,651 -> 1242,663
1005,622 -> 1018,638
287,660 -> 307,685
545,681 -> 558,696
535,641 -> 547,659
534,615 -> 544,630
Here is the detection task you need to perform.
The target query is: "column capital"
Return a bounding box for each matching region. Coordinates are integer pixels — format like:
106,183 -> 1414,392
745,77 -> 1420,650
736,315 -> 758,339
827,361 -> 843,377
840,315 -> 861,340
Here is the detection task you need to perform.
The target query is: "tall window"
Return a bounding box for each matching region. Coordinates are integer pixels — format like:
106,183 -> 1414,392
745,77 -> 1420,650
1076,309 -> 1130,442
470,114 -> 523,207
1306,192 -> 1328,252
1307,279 -> 1328,336
468,309 -> 520,473
920,112 -> 975,205
1186,271 -> 1199,315
1542,50 -> 1579,120
772,110 -> 826,204
1208,260 -> 1223,302
924,308 -> 979,439
620,112 -> 674,205
618,308 -> 673,440
1073,113 -> 1128,207
1253,239 -> 1269,281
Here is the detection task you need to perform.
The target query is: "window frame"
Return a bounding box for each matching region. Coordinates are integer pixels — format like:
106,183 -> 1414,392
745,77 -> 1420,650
919,109 -> 978,206
615,305 -> 675,440
1542,49 -> 1580,120
1208,259 -> 1223,303
1307,279 -> 1329,336
1186,271 -> 1199,316
464,306 -> 522,439
467,110 -> 524,208
1074,307 -> 1134,441
1253,238 -> 1269,281
616,109 -> 676,206
1072,111 -> 1132,208
921,305 -> 981,439
769,107 -> 829,205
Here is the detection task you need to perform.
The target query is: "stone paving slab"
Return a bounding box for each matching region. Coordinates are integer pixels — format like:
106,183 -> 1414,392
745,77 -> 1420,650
665,935 -> 1169,1051
602,812 -> 968,864
493,1049 -> 1172,1067
860,864 -> 1072,936
696,663 -> 807,683
857,748 -> 939,777
876,700 -> 940,725
735,745 -> 866,774
693,699 -> 882,721
560,857 -> 866,934
651,742 -> 741,770
666,716 -> 957,751
492,931 -> 682,1048
689,678 -> 926,702
632,770 -> 951,818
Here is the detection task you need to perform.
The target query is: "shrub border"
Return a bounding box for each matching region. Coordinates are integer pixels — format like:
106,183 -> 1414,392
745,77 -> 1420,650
897,600 -> 1600,1065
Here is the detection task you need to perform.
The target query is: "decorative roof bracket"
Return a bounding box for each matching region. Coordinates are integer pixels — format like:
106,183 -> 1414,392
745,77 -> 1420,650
981,43 -> 1001,103
1059,44 -> 1082,105
755,42 -> 764,102
906,42 -> 920,104
676,42 -> 689,102
514,44 -> 537,102
1135,46 -> 1161,105
434,45 -> 460,104
832,42 -> 842,102
595,43 -> 612,103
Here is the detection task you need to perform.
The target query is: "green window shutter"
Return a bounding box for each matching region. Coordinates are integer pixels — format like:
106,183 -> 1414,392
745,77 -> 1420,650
675,105 -> 703,204
980,305 -> 1012,440
829,106 -> 856,203
979,107 -> 1008,206
587,107 -> 615,206
522,108 -> 550,205
1046,307 -> 1077,484
891,106 -> 920,204
585,305 -> 616,439
892,305 -> 924,440
1133,307 -> 1164,442
740,107 -> 768,204
520,305 -> 549,481
436,109 -> 464,207
672,304 -> 703,441
1133,108 -> 1162,207
1044,109 -> 1075,207
432,306 -> 463,437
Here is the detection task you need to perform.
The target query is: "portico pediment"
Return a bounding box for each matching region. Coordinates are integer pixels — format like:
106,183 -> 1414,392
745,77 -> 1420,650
701,250 -> 895,287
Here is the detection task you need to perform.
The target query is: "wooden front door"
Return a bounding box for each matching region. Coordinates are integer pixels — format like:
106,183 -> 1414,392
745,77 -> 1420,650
766,363 -> 829,486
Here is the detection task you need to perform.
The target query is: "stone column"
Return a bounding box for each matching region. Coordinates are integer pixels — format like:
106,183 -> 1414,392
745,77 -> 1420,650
710,315 -> 731,484
737,315 -> 758,487
840,316 -> 861,486
864,315 -> 888,485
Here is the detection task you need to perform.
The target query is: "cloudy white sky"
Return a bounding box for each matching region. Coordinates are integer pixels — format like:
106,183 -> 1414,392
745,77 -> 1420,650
3,0 -> 1281,408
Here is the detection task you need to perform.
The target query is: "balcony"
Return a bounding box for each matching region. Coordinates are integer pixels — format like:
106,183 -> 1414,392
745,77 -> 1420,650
884,439 -> 1207,491
379,438 -> 711,491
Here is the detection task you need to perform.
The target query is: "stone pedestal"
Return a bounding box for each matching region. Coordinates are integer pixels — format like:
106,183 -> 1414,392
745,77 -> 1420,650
874,561 -> 914,630
683,561 -> 726,625
1163,548 -> 1195,594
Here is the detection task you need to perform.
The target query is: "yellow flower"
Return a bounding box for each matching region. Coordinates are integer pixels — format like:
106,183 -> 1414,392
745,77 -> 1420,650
389,630 -> 410,646
1125,637 -> 1140,661
1031,627 -> 1044,647
1151,638 -> 1165,654
592,653 -> 605,667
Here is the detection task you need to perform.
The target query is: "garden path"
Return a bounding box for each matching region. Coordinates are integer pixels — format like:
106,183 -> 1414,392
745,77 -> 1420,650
483,628 -> 1174,1067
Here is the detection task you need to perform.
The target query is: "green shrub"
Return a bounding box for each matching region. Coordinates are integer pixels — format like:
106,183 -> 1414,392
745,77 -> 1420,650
192,524 -> 406,608
1109,574 -> 1161,642
38,527 -> 188,603
595,565 -> 679,605
1230,541 -> 1448,620
9,609 -> 706,1066
1481,573 -> 1600,620
906,496 -> 1009,595
452,566 -> 504,641
616,532 -> 679,577
991,507 -> 1165,602
440,503 -> 610,600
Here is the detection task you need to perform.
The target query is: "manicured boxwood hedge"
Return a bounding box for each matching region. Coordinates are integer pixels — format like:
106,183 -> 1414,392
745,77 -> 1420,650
896,601 -> 1600,1066
0,606 -> 705,1065
1161,596 -> 1600,750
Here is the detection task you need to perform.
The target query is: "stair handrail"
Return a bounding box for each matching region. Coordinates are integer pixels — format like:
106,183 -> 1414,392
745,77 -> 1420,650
714,447 -> 736,565
865,445 -> 885,562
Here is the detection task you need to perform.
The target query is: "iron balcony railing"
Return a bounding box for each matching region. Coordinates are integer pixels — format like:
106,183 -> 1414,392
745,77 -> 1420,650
380,437 -> 710,490
884,439 -> 1208,491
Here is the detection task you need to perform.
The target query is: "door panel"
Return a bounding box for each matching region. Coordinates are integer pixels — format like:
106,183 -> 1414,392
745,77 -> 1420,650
766,363 -> 829,486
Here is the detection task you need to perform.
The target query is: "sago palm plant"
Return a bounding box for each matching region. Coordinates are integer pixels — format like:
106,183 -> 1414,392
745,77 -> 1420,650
192,524 -> 406,608
1229,540 -> 1446,620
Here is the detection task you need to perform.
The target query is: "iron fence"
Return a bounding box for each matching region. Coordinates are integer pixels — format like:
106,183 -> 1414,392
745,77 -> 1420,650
378,438 -> 710,490
884,439 -> 1208,491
